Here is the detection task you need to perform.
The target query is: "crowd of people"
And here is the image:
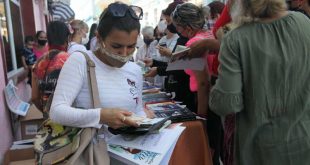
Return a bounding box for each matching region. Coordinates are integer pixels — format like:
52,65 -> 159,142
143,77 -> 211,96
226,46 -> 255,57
20,0 -> 310,164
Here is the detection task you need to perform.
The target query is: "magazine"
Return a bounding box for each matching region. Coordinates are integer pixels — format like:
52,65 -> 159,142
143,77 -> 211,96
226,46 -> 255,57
108,126 -> 185,165
109,145 -> 164,165
146,102 -> 197,123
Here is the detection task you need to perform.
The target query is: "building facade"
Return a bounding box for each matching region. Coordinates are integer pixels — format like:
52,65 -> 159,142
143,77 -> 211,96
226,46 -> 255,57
0,0 -> 48,162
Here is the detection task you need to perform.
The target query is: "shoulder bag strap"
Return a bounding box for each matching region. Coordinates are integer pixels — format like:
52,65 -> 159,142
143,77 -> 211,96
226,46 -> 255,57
76,51 -> 100,108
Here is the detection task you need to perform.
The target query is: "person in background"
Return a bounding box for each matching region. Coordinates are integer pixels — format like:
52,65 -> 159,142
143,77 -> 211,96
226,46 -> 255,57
287,0 -> 310,18
67,19 -> 89,54
31,21 -> 70,115
21,36 -> 36,85
172,2 -> 211,116
156,26 -> 179,63
86,23 -> 98,51
209,0 -> 310,164
33,31 -> 48,59
154,26 -> 165,42
50,2 -> 145,129
135,26 -> 157,62
144,0 -> 196,113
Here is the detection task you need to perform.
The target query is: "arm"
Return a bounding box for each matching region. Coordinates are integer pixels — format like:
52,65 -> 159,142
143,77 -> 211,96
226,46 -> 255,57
194,70 -> 209,116
31,73 -> 42,110
209,36 -> 243,116
188,39 -> 220,58
21,56 -> 28,69
50,53 -> 138,129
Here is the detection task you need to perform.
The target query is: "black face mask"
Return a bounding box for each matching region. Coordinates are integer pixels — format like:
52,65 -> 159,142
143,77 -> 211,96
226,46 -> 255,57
155,37 -> 161,42
167,23 -> 188,38
38,39 -> 47,46
144,38 -> 153,46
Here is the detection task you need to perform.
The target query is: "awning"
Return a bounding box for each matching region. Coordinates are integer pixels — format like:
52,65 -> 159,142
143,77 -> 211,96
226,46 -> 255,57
49,1 -> 75,22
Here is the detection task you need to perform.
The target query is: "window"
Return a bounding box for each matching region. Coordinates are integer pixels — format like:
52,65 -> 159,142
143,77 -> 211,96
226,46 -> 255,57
1,0 -> 24,75
0,0 -> 12,71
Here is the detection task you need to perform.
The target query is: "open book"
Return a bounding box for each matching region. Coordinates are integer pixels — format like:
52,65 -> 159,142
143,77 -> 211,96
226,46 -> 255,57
170,45 -> 191,62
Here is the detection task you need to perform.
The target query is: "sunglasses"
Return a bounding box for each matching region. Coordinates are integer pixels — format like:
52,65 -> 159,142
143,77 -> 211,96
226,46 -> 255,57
100,3 -> 143,21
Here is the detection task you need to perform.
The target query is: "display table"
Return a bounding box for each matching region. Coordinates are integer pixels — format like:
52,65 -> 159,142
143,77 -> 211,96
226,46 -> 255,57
169,120 -> 212,165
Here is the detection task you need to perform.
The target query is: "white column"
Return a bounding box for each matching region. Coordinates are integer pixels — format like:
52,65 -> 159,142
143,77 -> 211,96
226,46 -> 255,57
4,0 -> 17,70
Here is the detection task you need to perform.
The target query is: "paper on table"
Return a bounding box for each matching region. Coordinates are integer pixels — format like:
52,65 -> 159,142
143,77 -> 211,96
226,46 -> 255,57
159,136 -> 178,165
166,57 -> 205,71
107,126 -> 186,154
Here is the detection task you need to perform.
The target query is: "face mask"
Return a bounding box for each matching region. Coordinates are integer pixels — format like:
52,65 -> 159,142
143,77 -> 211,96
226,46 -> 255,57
37,39 -> 47,46
157,20 -> 167,33
143,38 -> 153,46
81,37 -> 89,45
99,43 -> 134,68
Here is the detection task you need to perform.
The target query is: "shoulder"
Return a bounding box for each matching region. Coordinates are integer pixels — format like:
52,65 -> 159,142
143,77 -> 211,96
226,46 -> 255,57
68,43 -> 87,53
67,50 -> 92,64
124,62 -> 142,74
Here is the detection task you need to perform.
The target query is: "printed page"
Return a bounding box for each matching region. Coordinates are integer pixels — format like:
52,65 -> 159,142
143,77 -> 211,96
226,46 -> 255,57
166,57 -> 205,71
108,145 -> 163,165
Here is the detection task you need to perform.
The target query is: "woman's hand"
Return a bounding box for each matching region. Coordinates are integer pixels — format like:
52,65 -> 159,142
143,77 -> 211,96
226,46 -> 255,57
100,108 -> 139,129
158,46 -> 172,57
144,67 -> 157,77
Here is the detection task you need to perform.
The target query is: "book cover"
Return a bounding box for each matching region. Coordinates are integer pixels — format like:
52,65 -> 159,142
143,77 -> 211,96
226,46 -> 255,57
109,145 -> 163,165
108,126 -> 185,165
146,102 -> 196,123
146,102 -> 182,111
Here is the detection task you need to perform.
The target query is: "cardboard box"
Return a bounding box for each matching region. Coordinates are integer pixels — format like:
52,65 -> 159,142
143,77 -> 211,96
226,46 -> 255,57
3,147 -> 35,165
20,104 -> 44,140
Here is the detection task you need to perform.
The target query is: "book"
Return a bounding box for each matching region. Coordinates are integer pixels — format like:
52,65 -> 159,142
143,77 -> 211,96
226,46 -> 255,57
108,126 -> 185,165
143,97 -> 172,106
146,102 -> 197,123
142,92 -> 170,100
170,45 -> 191,62
108,117 -> 170,135
109,145 -> 164,165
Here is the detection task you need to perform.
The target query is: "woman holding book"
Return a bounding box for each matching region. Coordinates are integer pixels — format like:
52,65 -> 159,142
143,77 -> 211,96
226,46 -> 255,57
50,2 -> 145,129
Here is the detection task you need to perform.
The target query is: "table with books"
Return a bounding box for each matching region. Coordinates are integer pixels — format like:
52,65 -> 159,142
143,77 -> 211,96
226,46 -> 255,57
107,82 -> 212,165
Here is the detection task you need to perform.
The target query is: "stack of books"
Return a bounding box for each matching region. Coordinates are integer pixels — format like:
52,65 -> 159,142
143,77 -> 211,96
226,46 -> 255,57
142,82 -> 197,123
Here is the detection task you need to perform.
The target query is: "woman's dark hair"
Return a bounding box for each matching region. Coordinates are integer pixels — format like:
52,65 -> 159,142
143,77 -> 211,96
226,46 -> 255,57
47,21 -> 70,46
86,23 -> 98,50
36,31 -> 45,39
97,3 -> 141,40
208,1 -> 225,19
